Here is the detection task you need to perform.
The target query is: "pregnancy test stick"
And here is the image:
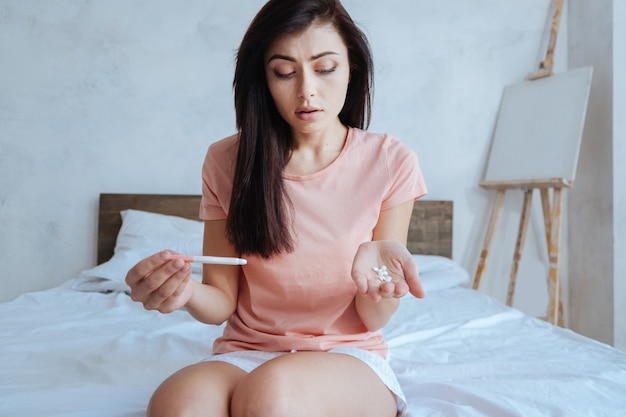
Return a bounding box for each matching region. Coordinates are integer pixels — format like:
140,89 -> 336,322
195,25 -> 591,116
171,255 -> 247,266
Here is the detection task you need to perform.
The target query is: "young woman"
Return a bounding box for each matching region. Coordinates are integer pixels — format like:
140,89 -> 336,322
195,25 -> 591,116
126,0 -> 427,415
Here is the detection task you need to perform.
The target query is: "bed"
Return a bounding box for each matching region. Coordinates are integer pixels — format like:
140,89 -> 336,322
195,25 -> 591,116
1,193 -> 625,416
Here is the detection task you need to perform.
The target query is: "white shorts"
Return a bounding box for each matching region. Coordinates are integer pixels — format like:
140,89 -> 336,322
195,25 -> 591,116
203,347 -> 407,416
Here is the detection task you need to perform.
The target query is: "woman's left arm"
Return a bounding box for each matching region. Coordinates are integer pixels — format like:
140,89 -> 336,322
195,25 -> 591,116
352,199 -> 425,331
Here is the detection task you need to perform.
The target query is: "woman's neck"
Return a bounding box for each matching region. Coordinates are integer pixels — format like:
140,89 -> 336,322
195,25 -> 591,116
285,123 -> 349,176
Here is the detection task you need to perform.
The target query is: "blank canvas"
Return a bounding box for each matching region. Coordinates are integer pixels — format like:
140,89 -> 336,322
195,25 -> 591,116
483,66 -> 593,185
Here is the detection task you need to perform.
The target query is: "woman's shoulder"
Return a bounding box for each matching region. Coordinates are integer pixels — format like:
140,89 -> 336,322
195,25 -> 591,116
203,133 -> 239,176
349,127 -> 410,153
348,127 -> 419,172
208,132 -> 239,156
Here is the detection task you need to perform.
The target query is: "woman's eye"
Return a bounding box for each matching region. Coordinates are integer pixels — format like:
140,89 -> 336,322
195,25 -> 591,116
271,65 -> 336,79
273,70 -> 295,79
318,66 -> 337,74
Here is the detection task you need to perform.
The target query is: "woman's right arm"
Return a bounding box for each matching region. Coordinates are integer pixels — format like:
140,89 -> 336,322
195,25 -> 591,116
126,219 -> 240,325
184,219 -> 240,324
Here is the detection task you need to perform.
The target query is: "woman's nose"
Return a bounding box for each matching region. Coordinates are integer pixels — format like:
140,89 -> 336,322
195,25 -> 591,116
297,71 -> 316,99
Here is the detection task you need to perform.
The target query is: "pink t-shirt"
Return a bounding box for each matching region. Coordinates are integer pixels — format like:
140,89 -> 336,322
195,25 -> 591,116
199,127 -> 427,357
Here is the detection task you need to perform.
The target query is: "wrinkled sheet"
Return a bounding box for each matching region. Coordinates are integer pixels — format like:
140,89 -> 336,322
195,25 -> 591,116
1,281 -> 625,416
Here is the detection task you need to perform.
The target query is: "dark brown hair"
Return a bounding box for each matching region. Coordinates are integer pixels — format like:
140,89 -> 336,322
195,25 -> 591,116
227,0 -> 374,258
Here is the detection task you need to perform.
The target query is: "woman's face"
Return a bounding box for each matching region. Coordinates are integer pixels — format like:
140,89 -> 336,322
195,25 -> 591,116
265,22 -> 351,136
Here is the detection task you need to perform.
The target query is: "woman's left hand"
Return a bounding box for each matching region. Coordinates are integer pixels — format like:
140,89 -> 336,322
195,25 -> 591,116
351,240 -> 425,302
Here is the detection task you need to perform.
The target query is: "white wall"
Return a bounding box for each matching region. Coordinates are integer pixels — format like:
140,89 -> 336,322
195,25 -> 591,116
1,0 -> 567,321
567,0 -> 623,347
613,0 -> 625,351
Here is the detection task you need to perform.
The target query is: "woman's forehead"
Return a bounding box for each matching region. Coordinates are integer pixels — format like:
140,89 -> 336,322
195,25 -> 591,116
265,22 -> 347,61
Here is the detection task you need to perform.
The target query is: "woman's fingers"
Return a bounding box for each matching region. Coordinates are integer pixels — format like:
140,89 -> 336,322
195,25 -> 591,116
126,251 -> 193,312
364,277 -> 409,301
353,270 -> 370,295
377,281 -> 395,299
401,256 -> 425,298
146,273 -> 193,313
142,263 -> 192,311
125,251 -> 173,287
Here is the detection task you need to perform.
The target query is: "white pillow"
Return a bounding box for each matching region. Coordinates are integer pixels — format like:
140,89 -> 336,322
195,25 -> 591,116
73,209 -> 204,293
412,254 -> 470,292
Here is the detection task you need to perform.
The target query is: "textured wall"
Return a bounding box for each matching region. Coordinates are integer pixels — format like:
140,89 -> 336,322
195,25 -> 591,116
614,0 -> 626,351
567,0 -> 617,346
1,0 -> 563,320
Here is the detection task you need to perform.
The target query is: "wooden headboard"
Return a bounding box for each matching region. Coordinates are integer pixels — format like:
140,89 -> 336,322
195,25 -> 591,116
97,193 -> 453,264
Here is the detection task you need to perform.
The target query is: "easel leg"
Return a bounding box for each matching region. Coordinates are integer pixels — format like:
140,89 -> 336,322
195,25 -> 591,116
507,189 -> 533,306
473,190 -> 506,290
540,188 -> 564,326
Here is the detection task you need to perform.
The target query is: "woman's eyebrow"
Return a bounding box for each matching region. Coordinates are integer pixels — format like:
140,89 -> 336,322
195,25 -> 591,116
267,54 -> 295,63
310,51 -> 339,60
267,51 -> 339,64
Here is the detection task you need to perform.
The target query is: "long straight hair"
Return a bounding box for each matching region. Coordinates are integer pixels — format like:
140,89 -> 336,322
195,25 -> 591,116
227,0 -> 374,258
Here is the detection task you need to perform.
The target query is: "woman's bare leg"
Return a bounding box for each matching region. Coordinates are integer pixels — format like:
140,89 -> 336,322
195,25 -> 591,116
231,352 -> 397,417
148,361 -> 246,417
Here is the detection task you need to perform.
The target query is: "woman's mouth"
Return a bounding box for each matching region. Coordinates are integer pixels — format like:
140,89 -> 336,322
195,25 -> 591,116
295,107 -> 322,121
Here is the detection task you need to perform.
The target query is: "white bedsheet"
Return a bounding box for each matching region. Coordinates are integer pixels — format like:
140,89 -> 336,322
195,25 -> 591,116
1,280 -> 626,416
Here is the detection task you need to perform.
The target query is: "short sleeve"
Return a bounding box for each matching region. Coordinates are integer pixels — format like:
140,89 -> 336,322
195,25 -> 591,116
381,137 -> 427,210
199,134 -> 239,221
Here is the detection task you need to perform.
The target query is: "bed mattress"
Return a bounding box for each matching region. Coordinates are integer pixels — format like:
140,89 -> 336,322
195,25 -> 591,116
2,276 -> 625,416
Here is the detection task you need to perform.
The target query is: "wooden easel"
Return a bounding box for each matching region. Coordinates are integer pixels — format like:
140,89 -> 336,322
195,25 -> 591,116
473,179 -> 567,326
529,0 -> 564,81
473,0 -> 567,326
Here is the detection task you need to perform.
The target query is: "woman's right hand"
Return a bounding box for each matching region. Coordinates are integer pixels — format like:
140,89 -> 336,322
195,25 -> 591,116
125,251 -> 195,313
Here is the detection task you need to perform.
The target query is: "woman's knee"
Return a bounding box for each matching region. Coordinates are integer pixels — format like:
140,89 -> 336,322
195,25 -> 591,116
231,352 -> 397,417
231,362 -> 302,417
231,394 -> 298,417
147,385 -> 181,417
148,362 -> 244,417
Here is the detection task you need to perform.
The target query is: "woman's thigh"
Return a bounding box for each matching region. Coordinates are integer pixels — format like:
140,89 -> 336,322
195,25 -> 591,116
231,351 -> 398,417
148,360 -> 246,417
